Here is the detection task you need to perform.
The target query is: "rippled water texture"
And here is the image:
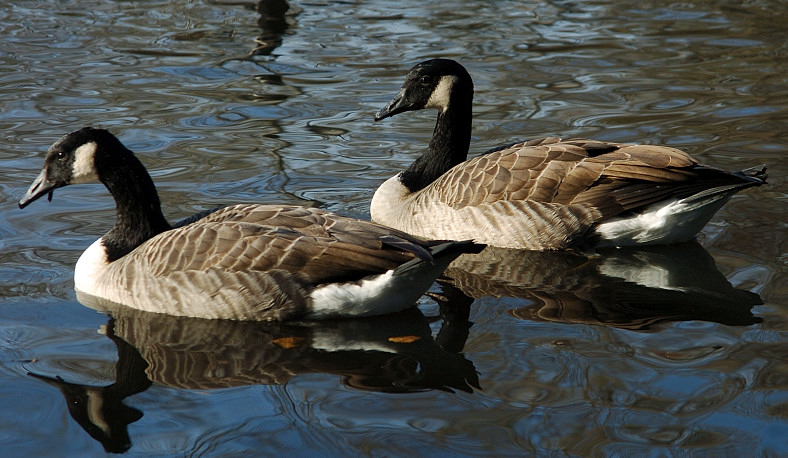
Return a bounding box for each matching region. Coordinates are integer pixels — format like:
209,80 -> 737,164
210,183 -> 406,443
1,0 -> 786,455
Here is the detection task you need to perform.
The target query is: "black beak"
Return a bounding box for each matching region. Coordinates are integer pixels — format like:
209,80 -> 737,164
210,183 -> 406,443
374,87 -> 418,121
19,168 -> 58,209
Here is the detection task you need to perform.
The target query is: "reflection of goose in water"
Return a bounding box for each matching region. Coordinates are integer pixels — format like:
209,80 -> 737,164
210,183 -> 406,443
440,242 -> 762,330
28,304 -> 478,453
221,0 -> 299,63
254,0 -> 294,56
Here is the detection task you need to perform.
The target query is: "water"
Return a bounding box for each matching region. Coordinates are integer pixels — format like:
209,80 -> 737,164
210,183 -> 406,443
1,0 -> 786,455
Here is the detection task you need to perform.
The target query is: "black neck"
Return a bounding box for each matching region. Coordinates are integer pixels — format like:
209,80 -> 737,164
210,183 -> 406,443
94,143 -> 171,262
400,93 -> 473,193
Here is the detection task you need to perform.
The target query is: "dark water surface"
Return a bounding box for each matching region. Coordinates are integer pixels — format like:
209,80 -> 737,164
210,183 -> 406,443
1,0 -> 786,455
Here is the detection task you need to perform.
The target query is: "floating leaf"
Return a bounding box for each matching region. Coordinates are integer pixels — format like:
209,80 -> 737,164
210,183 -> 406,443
273,336 -> 307,349
388,335 -> 421,344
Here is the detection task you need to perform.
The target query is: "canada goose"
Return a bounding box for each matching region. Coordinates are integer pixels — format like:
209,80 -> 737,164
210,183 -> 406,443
372,58 -> 767,250
19,127 -> 482,320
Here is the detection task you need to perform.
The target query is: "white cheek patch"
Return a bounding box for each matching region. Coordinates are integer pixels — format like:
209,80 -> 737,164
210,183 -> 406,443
71,141 -> 99,184
424,75 -> 458,112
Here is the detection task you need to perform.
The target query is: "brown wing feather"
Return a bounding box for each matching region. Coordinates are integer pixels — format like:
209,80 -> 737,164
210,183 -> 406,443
125,204 -> 424,286
420,139 -> 617,208
414,138 -> 732,221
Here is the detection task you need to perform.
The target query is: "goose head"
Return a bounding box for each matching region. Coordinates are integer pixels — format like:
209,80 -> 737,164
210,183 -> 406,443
19,127 -> 122,208
19,127 -> 169,260
375,58 -> 473,121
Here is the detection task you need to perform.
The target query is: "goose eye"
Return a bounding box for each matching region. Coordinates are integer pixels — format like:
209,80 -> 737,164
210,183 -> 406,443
419,75 -> 432,86
56,151 -> 67,161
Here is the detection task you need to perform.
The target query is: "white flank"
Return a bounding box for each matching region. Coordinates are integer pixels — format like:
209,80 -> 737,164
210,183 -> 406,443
307,270 -> 400,319
74,238 -> 109,294
307,241 -> 458,319
425,75 -> 458,112
594,192 -> 732,247
71,142 -> 99,184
